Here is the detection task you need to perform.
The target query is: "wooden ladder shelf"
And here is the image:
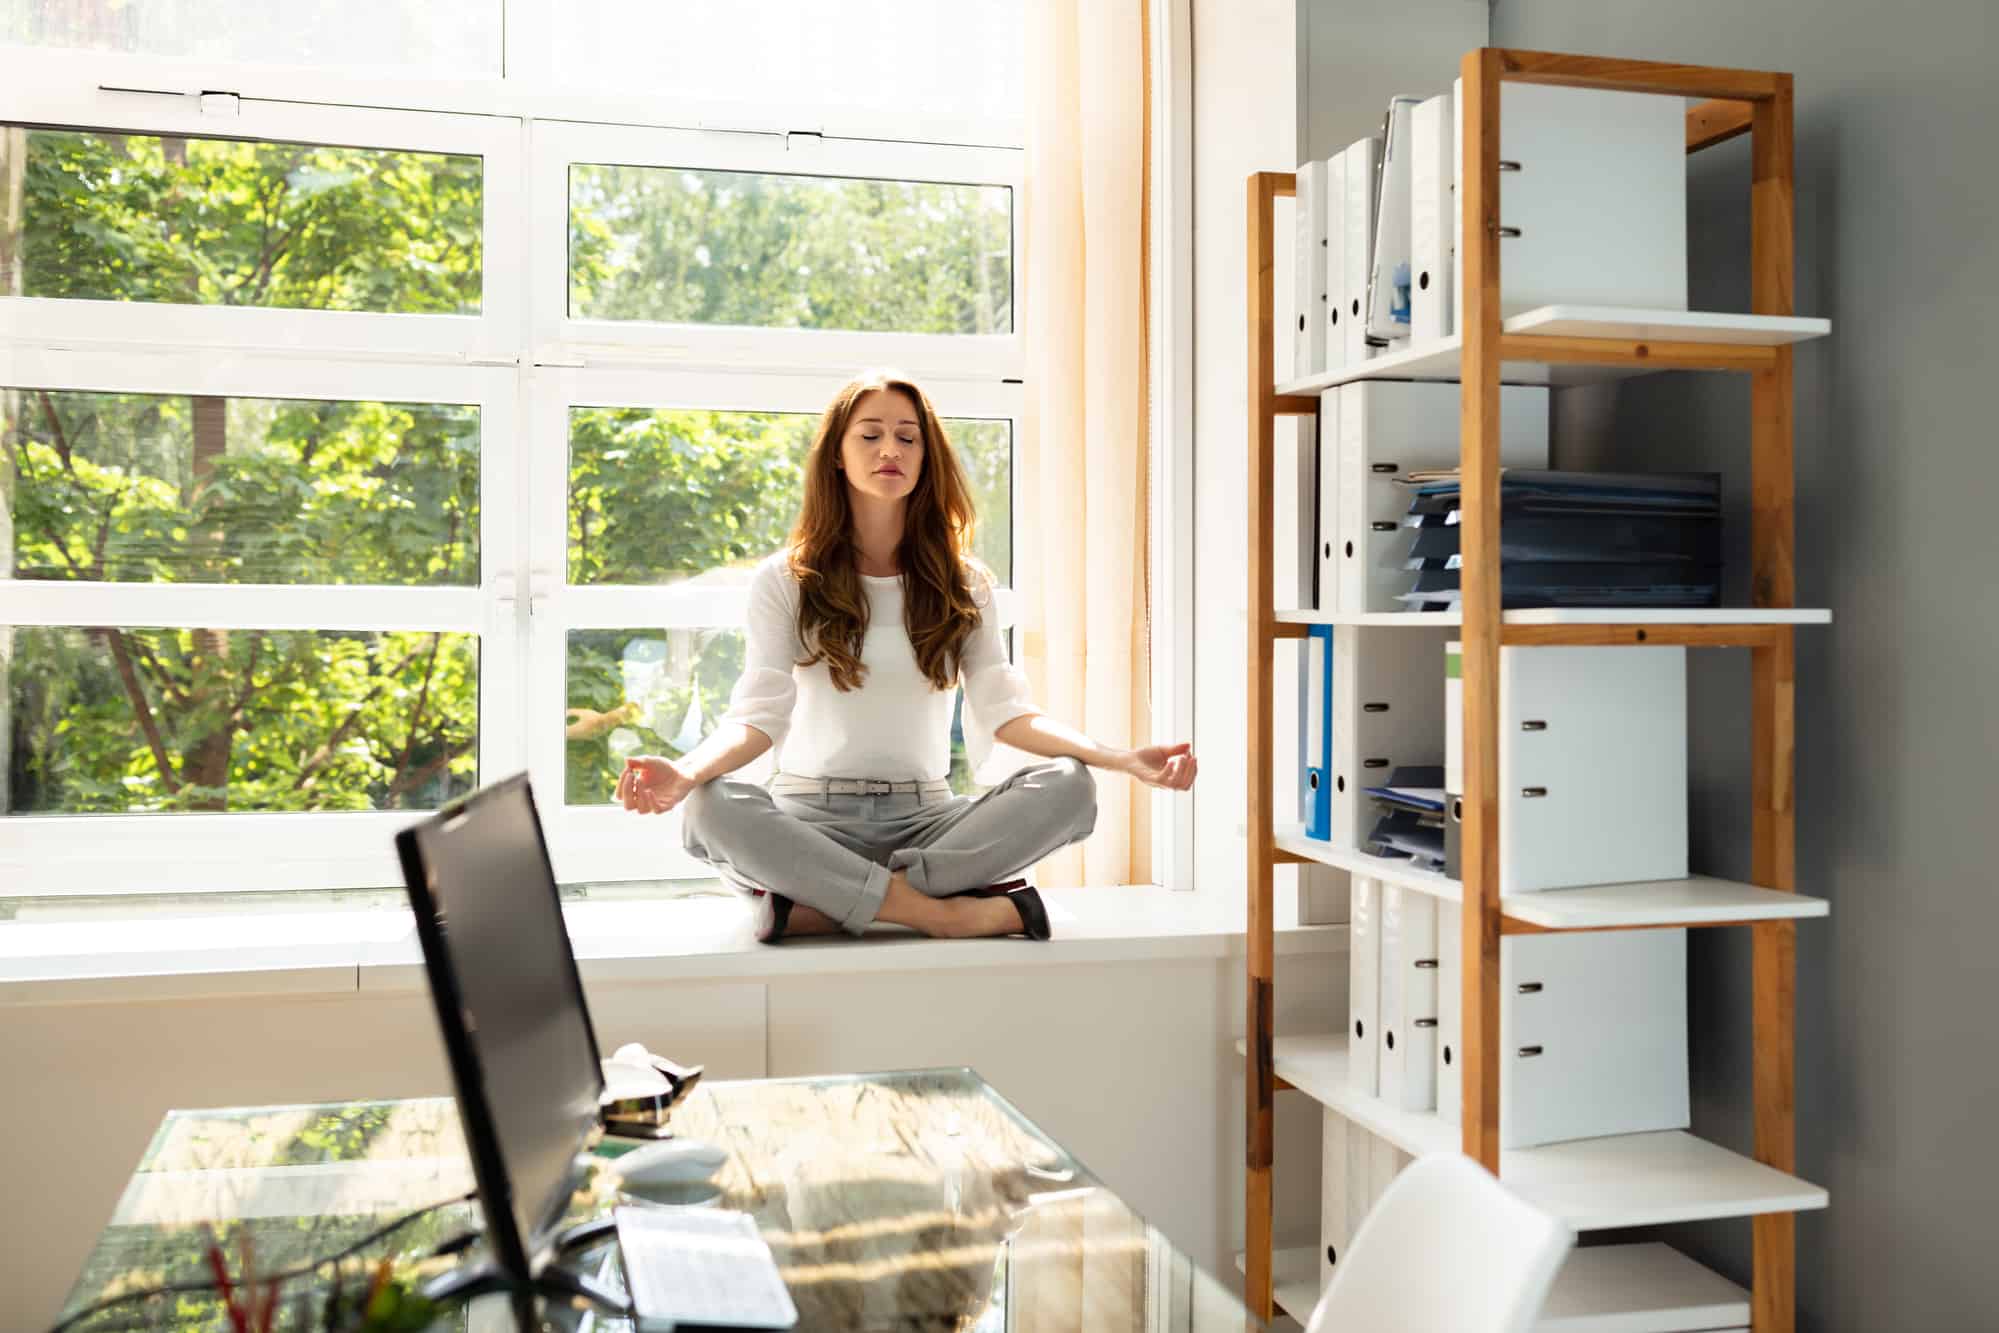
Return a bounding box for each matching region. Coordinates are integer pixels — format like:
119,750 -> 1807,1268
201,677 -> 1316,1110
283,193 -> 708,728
1244,48 -> 1812,1331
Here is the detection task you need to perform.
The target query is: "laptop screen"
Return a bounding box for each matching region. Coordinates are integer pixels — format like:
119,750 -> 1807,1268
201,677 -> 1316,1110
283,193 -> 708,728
397,774 -> 604,1275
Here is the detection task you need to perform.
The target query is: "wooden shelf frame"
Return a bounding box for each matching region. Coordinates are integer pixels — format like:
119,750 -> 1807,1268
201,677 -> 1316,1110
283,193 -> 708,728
1242,48 -> 1808,1329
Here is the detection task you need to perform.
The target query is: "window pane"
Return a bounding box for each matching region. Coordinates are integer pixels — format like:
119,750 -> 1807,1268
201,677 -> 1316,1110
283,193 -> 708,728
0,127 -> 482,314
5,627 -> 478,814
569,166 -> 1010,334
3,390 -> 479,586
549,1 -> 1021,133
2,0 -> 502,76
566,626 -> 741,807
567,408 -> 1011,585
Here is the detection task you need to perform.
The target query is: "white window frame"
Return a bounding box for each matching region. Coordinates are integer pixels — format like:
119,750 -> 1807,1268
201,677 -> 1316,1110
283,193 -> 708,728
0,85 -> 524,365
528,120 -> 1023,379
0,348 -> 522,895
0,17 -> 1038,897
525,366 -> 1021,884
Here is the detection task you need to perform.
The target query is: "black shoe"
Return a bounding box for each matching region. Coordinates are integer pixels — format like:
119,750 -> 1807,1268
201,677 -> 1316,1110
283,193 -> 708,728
947,879 -> 1050,941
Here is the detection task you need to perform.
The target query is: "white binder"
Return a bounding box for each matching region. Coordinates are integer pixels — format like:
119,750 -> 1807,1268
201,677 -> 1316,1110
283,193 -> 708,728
1435,900 -> 1463,1125
1320,1110 -> 1349,1286
1314,390 -> 1339,608
1347,875 -> 1381,1096
1409,90 -> 1454,344
1433,919 -> 1690,1149
1339,135 -> 1380,367
1378,882 -> 1440,1112
1445,643 -> 1690,893
1367,96 -> 1421,345
1323,150 -> 1349,374
1288,411 -> 1320,610
1334,380 -> 1549,615
1501,928 -> 1689,1148
1452,77 -> 1687,321
1330,623 -> 1454,852
1292,158 -> 1329,380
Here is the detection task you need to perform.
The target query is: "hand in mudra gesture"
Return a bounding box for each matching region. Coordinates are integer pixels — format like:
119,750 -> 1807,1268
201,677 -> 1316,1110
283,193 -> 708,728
617,755 -> 697,814
1124,742 -> 1198,791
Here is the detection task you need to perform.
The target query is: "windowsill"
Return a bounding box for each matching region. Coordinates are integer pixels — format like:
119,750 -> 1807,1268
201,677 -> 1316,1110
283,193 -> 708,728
0,886 -> 1345,1005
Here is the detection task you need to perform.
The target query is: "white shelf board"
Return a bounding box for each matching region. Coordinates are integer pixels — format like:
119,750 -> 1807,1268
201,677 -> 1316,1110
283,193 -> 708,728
1238,1240 -> 1745,1332
1275,830 -> 1827,929
1538,1243 -> 1750,1333
1501,876 -> 1827,930
1275,607 -> 1832,627
1275,306 -> 1831,394
1275,828 -> 1462,903
1233,1246 -> 1322,1322
1234,1033 -> 1827,1231
1511,305 -> 1831,347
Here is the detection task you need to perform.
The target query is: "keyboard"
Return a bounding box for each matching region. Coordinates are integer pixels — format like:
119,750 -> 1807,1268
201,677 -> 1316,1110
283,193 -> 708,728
614,1205 -> 799,1330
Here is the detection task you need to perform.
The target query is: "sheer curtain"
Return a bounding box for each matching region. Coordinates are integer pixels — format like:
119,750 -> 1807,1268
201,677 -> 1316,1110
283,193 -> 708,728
1017,0 -> 1152,886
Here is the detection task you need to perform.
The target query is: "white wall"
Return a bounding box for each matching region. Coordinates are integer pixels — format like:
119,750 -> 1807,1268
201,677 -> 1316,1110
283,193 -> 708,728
0,949 -> 1340,1328
1189,0 -> 1301,904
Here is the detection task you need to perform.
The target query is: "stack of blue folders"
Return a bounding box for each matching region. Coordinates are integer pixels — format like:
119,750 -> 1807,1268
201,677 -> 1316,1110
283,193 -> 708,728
1364,765 -> 1447,870
1394,470 -> 1722,611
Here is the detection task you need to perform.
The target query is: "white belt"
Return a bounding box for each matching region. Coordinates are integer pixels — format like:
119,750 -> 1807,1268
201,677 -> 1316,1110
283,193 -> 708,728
770,774 -> 953,798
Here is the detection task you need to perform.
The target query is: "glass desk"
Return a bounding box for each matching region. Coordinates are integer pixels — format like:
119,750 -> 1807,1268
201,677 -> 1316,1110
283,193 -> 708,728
57,1068 -> 1260,1332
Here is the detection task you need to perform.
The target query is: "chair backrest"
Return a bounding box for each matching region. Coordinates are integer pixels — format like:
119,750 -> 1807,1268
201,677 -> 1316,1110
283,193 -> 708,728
1304,1153 -> 1573,1333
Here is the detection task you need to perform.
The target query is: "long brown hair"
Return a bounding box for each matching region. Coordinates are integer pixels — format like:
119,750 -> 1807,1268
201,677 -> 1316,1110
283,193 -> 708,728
787,370 -> 983,693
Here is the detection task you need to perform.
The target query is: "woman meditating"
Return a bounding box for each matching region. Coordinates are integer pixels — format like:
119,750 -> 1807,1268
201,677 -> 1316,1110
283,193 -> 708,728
615,370 -> 1197,942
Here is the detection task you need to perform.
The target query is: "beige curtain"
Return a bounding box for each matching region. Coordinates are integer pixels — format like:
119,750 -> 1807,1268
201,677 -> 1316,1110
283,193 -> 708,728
1018,0 -> 1152,887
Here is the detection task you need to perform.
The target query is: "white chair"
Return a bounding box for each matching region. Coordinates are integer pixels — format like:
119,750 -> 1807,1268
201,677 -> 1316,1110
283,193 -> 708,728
1303,1153 -> 1573,1333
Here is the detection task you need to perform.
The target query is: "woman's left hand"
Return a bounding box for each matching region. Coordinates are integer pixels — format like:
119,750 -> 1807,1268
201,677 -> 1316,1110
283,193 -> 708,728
1124,742 -> 1198,791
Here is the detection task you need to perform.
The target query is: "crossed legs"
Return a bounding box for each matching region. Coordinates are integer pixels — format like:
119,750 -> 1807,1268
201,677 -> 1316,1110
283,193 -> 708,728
681,759 -> 1098,940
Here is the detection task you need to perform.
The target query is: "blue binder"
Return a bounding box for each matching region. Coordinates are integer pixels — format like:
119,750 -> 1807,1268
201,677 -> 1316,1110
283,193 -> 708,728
1303,625 -> 1335,840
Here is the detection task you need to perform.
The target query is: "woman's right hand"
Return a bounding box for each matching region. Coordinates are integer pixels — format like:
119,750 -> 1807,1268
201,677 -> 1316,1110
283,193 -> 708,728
617,755 -> 697,814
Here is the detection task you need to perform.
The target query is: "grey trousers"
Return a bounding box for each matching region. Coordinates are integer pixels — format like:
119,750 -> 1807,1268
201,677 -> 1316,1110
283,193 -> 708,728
680,757 -> 1098,935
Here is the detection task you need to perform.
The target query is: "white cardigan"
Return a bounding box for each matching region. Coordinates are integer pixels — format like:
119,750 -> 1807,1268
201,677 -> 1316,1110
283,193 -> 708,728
720,553 -> 1039,784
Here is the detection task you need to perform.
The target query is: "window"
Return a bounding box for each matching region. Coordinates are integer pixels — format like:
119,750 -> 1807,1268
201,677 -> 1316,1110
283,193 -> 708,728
0,6 -> 1022,895
6,389 -> 481,587
568,165 -> 1013,335
9,626 -> 480,814
2,127 -> 484,314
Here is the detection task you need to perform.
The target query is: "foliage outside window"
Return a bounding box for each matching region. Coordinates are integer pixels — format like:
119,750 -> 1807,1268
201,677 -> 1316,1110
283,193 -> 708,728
570,164 -> 1011,335
2,127 -> 483,314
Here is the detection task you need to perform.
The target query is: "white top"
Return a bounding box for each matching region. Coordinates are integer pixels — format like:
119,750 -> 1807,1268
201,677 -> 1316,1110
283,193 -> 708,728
720,552 -> 1039,783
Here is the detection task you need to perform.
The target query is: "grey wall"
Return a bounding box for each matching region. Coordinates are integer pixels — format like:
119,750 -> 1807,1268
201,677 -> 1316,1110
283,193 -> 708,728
1485,4 -> 1999,1330
1297,0 -> 1489,162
